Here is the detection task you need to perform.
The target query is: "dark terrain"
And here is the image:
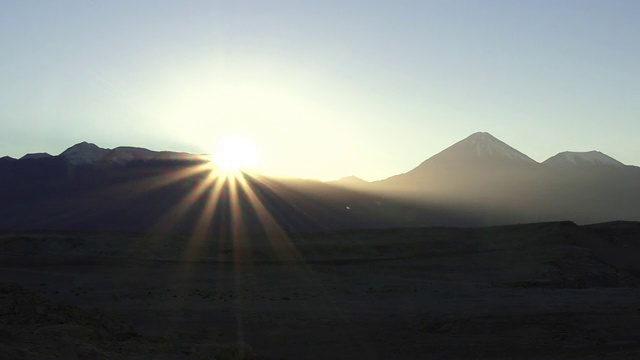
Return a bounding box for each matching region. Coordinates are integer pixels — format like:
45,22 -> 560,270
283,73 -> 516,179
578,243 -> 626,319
4,133 -> 640,235
2,221 -> 640,359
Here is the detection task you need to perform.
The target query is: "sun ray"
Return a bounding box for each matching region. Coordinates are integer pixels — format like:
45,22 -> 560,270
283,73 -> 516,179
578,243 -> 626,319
180,174 -> 229,261
122,137 -> 310,266
108,144 -> 377,357
234,173 -> 305,262
130,160 -> 214,194
75,159 -> 213,209
242,174 -> 334,232
147,166 -> 222,235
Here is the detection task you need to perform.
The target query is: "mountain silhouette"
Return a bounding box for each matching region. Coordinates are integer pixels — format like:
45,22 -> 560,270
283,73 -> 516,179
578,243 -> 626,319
375,132 -> 539,194
0,142 -> 466,233
59,142 -> 194,165
1,133 -> 639,234
328,176 -> 370,189
20,152 -> 53,160
372,132 -> 543,224
366,132 -> 640,224
543,151 -> 624,168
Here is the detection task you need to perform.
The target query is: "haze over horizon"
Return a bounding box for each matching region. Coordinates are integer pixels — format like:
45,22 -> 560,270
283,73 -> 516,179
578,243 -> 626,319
1,1 -> 638,181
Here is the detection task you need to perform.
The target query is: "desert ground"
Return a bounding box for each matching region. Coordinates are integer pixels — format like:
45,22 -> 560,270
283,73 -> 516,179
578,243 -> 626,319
2,221 -> 640,359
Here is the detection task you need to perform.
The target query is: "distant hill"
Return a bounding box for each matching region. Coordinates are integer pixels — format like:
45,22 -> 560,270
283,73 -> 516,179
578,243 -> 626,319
543,150 -> 624,168
59,141 -> 195,165
328,176 -> 370,188
367,132 -> 640,224
20,152 -> 53,160
0,142 -> 467,234
1,134 -> 639,234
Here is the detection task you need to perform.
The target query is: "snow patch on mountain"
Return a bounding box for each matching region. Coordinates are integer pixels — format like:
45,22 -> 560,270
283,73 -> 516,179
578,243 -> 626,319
451,132 -> 537,163
105,147 -> 157,164
545,151 -> 624,167
60,142 -> 110,165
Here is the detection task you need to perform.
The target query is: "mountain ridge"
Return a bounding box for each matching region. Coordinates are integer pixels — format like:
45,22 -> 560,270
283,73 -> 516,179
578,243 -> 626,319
2,132 -> 639,231
543,151 -> 624,168
373,132 -> 541,189
439,132 -> 537,163
350,132 -> 631,184
9,132 -> 634,176
55,142 -> 199,165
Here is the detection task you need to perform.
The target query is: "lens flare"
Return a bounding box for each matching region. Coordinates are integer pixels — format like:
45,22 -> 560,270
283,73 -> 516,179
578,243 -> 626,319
93,144 -> 329,348
215,136 -> 258,173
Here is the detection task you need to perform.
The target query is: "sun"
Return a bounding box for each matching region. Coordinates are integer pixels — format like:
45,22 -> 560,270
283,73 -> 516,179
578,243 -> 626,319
214,136 -> 258,173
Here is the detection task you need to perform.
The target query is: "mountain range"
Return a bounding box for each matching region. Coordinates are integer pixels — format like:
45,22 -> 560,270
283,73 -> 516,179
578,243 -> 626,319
368,132 -> 640,224
1,132 -> 639,234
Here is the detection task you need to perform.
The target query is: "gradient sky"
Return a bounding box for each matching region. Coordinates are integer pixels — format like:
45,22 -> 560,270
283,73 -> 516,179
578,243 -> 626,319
1,1 -> 638,181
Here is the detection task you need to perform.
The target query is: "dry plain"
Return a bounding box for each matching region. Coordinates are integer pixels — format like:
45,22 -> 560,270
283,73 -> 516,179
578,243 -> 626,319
2,221 -> 640,359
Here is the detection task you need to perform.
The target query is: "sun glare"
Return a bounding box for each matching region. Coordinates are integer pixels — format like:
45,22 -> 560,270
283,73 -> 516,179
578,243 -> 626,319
214,136 -> 258,173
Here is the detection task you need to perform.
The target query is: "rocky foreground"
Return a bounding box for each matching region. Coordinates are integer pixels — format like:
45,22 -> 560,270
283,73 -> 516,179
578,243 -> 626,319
0,282 -> 252,360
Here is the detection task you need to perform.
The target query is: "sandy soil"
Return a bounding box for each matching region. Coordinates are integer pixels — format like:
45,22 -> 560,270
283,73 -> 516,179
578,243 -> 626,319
2,221 -> 640,359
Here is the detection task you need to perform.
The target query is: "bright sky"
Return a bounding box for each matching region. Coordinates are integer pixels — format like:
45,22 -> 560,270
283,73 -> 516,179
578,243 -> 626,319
1,1 -> 638,181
